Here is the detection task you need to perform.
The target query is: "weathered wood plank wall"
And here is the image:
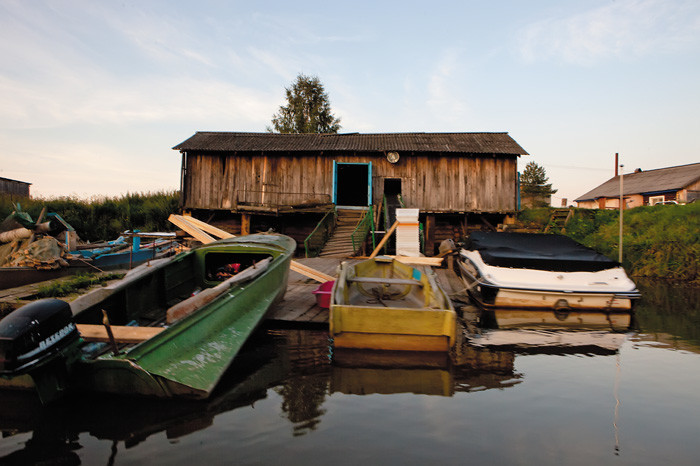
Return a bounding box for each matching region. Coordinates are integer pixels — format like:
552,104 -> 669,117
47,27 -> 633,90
0,178 -> 31,198
183,152 -> 518,213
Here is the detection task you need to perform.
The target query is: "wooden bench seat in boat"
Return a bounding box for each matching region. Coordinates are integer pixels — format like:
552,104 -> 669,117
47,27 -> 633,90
346,277 -> 423,286
77,324 -> 165,344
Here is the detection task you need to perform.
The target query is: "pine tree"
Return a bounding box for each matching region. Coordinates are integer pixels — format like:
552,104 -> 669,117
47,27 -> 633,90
520,161 -> 557,206
269,74 -> 341,134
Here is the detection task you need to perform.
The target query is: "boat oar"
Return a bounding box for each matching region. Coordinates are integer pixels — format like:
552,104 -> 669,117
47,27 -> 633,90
102,309 -> 120,355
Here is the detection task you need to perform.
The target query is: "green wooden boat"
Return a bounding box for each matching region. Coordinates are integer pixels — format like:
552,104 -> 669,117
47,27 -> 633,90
0,233 -> 295,403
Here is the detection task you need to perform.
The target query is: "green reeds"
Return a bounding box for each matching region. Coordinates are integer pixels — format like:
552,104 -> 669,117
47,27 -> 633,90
1,191 -> 180,242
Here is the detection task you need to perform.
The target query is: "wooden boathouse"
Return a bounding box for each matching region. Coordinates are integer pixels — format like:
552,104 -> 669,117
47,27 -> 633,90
173,132 -> 528,255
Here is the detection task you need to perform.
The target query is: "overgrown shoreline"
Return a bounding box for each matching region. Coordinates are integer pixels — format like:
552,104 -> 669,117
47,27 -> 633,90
3,192 -> 697,283
1,191 -> 179,242
518,204 -> 700,284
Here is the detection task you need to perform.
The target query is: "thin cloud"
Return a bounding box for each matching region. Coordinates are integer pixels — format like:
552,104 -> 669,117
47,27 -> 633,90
517,0 -> 700,65
426,50 -> 470,126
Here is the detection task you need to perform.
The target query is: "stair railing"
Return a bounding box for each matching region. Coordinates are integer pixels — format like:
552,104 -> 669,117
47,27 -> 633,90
304,206 -> 337,258
350,206 -> 374,255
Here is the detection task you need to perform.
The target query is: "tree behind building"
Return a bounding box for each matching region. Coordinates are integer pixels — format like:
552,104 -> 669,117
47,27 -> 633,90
520,161 -> 557,207
269,74 -> 341,134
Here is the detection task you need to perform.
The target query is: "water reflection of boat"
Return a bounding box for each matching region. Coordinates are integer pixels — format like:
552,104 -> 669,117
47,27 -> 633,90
332,349 -> 453,396
490,308 -> 632,331
330,257 -> 456,352
330,349 -> 454,396
0,333 -> 288,463
0,234 -> 295,402
332,346 -> 523,396
468,330 -> 626,355
457,231 -> 641,311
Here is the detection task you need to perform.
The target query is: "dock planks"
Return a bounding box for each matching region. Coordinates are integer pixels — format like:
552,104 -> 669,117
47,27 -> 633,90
267,257 -> 349,324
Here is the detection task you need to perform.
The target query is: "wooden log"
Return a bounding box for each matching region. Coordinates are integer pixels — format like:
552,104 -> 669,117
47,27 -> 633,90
0,228 -> 32,243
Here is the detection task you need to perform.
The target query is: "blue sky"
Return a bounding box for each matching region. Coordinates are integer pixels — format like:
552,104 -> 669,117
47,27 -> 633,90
1,0 -> 698,205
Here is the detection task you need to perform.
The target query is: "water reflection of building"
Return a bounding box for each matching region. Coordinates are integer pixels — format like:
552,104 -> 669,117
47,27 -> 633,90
269,329 -> 332,437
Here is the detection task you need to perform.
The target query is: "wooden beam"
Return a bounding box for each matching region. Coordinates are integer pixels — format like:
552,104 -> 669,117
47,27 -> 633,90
168,214 -> 215,244
290,261 -> 334,283
368,221 -> 399,258
77,324 -> 164,344
183,216 -> 234,239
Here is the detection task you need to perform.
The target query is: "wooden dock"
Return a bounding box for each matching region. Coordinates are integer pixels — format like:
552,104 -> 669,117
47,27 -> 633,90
267,257 -> 348,324
1,256 -> 476,328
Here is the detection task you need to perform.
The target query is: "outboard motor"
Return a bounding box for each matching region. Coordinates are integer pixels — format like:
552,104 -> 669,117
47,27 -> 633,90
0,299 -> 81,403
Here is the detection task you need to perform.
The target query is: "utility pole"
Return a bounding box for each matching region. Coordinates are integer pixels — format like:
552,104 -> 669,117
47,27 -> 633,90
619,163 -> 624,263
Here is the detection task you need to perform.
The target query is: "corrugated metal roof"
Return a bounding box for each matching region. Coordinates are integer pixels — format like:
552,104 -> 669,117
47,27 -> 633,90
575,162 -> 700,201
172,132 -> 529,155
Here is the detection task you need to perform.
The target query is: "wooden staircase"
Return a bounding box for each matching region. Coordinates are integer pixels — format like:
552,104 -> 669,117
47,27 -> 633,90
545,208 -> 574,233
318,209 -> 367,257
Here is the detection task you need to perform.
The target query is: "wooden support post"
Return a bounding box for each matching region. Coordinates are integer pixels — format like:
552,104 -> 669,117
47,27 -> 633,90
241,214 -> 251,236
101,310 -> 120,355
425,214 -> 435,256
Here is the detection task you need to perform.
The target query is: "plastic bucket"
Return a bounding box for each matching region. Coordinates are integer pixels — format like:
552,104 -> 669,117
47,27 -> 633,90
312,280 -> 335,308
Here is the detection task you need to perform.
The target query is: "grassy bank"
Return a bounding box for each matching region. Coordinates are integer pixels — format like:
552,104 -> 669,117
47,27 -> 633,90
0,191 -> 180,242
519,204 -> 700,283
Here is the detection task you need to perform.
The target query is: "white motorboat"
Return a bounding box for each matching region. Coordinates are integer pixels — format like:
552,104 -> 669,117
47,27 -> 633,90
457,231 -> 641,312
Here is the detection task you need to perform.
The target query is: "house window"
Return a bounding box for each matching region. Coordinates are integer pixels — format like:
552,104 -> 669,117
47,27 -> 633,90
649,195 -> 665,205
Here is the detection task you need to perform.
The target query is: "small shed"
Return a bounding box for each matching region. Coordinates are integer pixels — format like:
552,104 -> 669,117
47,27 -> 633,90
575,162 -> 700,209
0,177 -> 31,199
173,132 -> 528,253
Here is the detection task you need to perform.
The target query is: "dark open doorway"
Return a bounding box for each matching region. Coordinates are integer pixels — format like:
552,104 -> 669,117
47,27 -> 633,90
384,178 -> 402,196
336,163 -> 370,206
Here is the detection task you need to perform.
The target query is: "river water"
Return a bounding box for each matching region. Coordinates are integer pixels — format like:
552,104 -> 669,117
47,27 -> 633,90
0,280 -> 698,465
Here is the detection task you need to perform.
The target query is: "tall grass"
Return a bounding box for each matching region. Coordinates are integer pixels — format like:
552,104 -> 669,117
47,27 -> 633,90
0,191 -> 180,242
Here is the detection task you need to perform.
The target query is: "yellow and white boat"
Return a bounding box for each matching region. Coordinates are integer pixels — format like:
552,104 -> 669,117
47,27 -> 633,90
330,257 -> 456,352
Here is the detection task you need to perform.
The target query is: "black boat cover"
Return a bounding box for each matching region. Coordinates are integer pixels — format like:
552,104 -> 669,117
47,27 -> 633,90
465,231 -> 619,272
